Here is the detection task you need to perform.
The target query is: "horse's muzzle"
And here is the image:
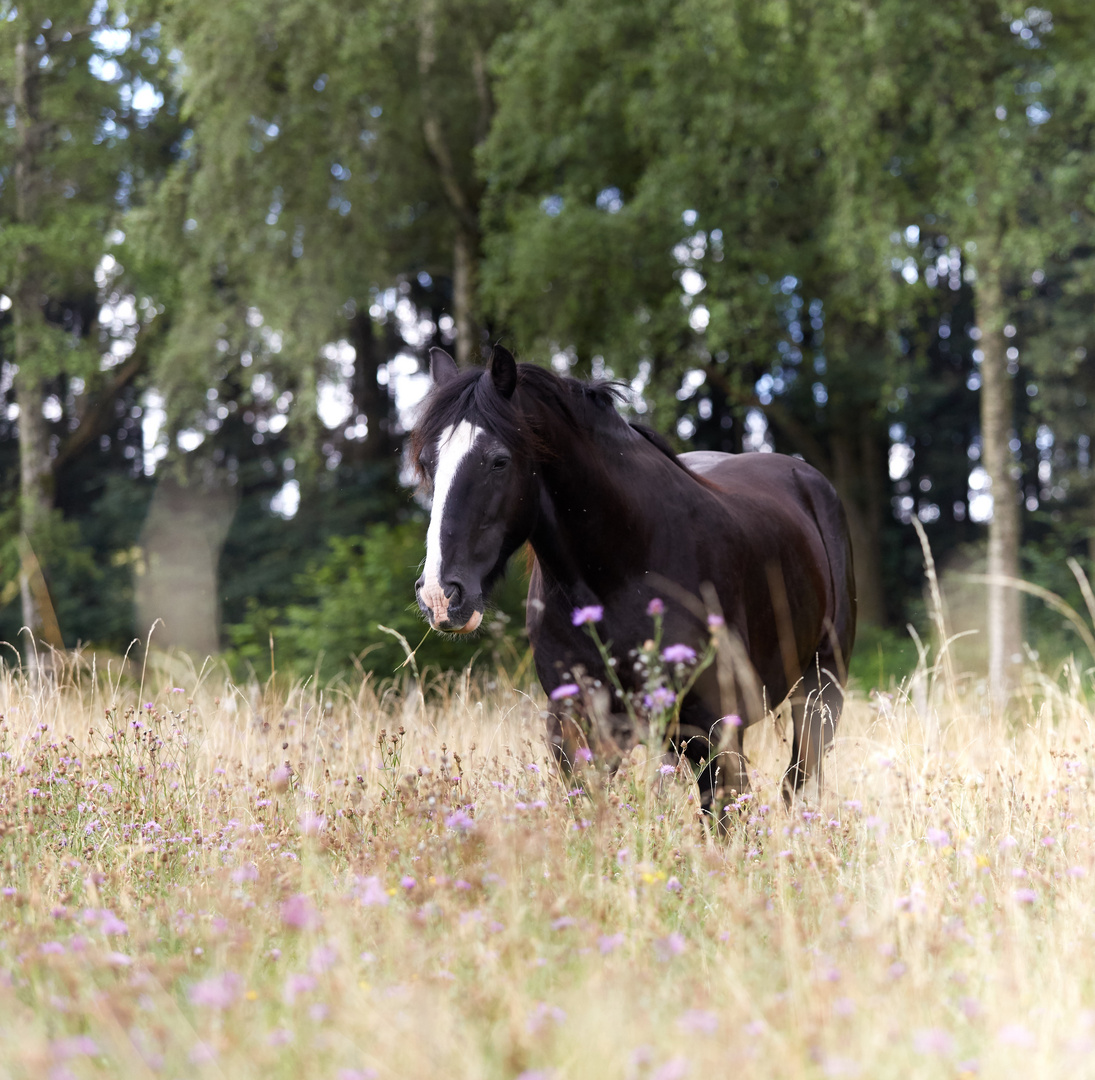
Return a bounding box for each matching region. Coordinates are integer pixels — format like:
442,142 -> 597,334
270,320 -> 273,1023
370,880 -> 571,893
415,577 -> 484,634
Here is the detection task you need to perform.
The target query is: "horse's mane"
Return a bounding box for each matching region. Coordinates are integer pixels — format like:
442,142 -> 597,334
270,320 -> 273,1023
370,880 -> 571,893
410,361 -> 691,479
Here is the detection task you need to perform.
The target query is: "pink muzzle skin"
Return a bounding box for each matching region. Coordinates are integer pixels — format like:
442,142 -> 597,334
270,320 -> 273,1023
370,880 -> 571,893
442,610 -> 483,635
419,583 -> 483,633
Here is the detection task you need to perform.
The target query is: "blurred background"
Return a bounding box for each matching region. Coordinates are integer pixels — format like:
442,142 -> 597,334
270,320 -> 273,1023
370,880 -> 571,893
3,0 -> 1095,689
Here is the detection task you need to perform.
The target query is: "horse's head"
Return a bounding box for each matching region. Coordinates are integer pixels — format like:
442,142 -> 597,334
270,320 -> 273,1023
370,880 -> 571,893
411,345 -> 539,633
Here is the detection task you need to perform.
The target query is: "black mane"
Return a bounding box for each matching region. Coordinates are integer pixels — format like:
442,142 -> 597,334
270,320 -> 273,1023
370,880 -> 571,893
410,361 -> 676,477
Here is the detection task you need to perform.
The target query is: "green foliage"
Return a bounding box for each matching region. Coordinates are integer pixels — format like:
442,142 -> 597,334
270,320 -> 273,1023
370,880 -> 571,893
0,480 -> 153,655
848,623 -> 920,690
225,519 -> 530,683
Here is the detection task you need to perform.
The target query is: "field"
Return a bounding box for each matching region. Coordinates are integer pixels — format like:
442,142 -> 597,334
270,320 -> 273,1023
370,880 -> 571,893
1,650 -> 1094,1080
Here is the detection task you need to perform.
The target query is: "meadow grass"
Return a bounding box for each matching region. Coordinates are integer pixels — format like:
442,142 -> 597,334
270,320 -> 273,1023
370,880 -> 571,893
0,652 -> 1094,1079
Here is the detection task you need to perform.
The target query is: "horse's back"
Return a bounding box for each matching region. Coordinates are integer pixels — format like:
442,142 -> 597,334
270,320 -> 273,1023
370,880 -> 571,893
680,449 -> 857,669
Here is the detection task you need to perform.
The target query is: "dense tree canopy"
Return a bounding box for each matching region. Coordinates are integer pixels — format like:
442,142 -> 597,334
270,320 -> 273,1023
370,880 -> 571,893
3,0 -> 1095,687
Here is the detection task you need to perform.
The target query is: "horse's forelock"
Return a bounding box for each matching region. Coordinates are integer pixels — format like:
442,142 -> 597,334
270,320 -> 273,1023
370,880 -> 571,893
411,362 -> 629,474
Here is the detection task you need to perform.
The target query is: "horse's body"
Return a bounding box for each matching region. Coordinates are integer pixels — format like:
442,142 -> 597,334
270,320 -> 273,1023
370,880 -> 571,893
412,347 -> 856,806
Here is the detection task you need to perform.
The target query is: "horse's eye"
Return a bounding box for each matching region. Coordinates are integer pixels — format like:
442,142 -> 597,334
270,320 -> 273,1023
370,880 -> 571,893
491,456 -> 511,472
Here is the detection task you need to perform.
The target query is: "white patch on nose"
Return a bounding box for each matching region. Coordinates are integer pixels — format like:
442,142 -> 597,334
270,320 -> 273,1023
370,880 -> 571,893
421,420 -> 482,625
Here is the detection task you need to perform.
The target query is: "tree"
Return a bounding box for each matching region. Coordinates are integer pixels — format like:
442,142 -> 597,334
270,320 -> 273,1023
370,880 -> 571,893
480,0 -> 911,625
0,1 -> 176,670
816,1 -> 1095,694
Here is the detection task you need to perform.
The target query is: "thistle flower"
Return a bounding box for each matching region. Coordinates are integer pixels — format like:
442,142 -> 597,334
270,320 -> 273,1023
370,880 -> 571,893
661,644 -> 697,664
550,683 -> 580,701
571,605 -> 604,626
647,598 -> 665,616
444,809 -> 476,831
188,972 -> 243,1010
280,894 -> 319,930
644,688 -> 676,710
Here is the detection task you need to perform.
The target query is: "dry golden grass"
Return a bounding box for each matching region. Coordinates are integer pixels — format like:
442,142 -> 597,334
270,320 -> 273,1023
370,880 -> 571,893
0,651 -> 1093,1079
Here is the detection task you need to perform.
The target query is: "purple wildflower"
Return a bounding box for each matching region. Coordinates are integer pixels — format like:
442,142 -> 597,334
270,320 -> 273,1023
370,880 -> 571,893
283,973 -> 317,1003
706,613 -> 724,629
299,812 -> 326,835
1013,887 -> 1037,904
644,687 -> 676,710
647,598 -> 665,616
598,932 -> 625,954
661,644 -> 697,664
188,972 -> 243,1010
309,945 -> 339,973
651,1057 -> 691,1080
355,876 -> 389,907
721,713 -> 743,728
659,763 -> 676,776
574,746 -> 593,764
51,1035 -> 99,1059
571,605 -> 604,626
926,828 -> 951,848
526,1002 -> 567,1034
444,809 -> 476,831
280,894 -> 319,930
550,683 -> 580,701
655,932 -> 687,960
99,911 -> 128,936
401,875 -> 417,890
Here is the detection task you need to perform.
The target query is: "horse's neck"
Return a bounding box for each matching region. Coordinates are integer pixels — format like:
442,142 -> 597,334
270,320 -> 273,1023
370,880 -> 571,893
529,423 -> 663,595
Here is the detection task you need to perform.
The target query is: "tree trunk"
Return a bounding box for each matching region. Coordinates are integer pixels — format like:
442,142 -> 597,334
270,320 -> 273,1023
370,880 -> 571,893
977,257 -> 1023,700
452,227 -> 478,366
417,0 -> 483,366
347,312 -> 396,465
12,31 -> 55,671
830,425 -> 886,627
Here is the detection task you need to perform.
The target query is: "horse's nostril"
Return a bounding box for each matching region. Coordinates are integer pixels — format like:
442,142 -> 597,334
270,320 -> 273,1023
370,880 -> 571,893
444,581 -> 464,608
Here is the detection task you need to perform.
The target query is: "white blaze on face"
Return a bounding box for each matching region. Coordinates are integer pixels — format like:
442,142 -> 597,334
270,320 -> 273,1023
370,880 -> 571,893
421,420 -> 483,625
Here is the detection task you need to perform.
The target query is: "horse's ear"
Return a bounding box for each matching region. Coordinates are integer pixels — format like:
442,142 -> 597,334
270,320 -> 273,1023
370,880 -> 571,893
490,344 -> 517,400
429,347 -> 459,386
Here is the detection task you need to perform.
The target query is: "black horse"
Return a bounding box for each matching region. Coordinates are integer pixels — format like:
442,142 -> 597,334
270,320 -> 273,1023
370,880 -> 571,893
412,345 -> 856,806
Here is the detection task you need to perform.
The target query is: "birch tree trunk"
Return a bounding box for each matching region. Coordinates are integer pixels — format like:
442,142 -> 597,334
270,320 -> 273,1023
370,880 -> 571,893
976,255 -> 1023,700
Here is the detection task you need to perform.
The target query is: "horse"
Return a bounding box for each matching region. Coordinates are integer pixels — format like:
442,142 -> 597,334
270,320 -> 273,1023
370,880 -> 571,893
411,344 -> 856,808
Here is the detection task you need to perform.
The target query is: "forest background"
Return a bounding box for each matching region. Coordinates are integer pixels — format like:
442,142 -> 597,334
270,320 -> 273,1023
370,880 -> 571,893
3,0 -> 1095,691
